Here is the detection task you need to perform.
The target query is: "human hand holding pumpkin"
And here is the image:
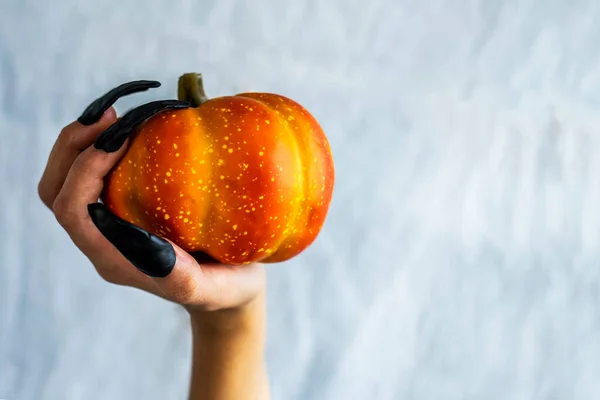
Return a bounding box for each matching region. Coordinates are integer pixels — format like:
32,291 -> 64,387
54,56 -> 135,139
37,79 -> 270,400
37,75 -> 334,399
37,80 -> 267,313
38,73 -> 334,310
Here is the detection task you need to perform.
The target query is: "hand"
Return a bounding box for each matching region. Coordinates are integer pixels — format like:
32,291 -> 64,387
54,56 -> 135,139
38,80 -> 266,314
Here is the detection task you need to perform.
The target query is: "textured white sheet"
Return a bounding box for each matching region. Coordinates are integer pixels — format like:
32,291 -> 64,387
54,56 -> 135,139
2,0 -> 600,399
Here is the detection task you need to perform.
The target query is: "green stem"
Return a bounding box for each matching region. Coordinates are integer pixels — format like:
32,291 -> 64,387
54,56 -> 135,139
177,73 -> 209,107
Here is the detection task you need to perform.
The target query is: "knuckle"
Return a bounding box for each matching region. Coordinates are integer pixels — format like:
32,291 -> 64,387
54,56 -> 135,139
58,125 -> 78,147
71,148 -> 106,178
37,180 -> 53,209
167,278 -> 200,305
58,123 -> 94,151
96,267 -> 121,284
71,151 -> 94,175
52,194 -> 77,229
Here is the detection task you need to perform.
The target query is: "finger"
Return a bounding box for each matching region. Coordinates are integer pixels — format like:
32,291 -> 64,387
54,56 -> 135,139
87,204 -> 196,296
87,204 -> 264,309
38,108 -> 117,209
94,99 -> 191,152
78,80 -> 161,125
53,100 -> 192,231
158,248 -> 265,310
88,203 -> 176,277
52,142 -> 130,237
39,79 -> 164,209
87,204 -> 200,304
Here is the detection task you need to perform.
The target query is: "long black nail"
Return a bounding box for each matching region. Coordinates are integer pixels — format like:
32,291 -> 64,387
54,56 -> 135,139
88,203 -> 175,278
94,100 -> 191,152
78,80 -> 161,125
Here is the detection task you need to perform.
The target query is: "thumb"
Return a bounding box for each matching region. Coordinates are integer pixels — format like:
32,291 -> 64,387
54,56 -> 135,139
88,203 -> 209,305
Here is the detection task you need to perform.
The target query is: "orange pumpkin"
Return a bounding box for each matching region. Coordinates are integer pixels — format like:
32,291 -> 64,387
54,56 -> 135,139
102,73 -> 335,265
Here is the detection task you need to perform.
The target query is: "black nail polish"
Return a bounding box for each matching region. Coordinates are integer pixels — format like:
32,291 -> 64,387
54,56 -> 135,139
94,100 -> 191,152
78,80 -> 161,125
88,203 -> 175,278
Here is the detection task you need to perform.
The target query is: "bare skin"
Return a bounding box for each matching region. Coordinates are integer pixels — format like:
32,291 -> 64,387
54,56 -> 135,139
38,107 -> 270,400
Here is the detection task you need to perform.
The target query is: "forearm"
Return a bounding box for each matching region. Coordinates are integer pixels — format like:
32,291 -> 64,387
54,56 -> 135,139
188,291 -> 269,400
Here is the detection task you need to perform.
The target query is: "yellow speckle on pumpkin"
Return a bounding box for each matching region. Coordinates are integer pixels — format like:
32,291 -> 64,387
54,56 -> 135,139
164,214 -> 170,220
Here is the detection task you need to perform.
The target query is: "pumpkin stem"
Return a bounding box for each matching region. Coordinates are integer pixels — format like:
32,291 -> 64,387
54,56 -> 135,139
177,73 -> 209,106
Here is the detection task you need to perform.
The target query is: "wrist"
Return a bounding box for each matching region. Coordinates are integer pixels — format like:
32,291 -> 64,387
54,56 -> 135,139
188,290 -> 266,336
186,289 -> 270,399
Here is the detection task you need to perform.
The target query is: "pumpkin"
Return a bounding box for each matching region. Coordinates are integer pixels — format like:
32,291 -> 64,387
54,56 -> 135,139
102,73 -> 335,265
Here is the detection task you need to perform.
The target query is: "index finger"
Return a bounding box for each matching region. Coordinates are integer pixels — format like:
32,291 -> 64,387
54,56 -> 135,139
38,80 -> 162,209
52,100 -> 191,234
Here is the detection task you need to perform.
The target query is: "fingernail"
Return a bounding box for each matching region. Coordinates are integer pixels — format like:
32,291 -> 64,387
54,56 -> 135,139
103,107 -> 117,120
88,203 -> 175,277
78,80 -> 161,126
94,100 -> 191,153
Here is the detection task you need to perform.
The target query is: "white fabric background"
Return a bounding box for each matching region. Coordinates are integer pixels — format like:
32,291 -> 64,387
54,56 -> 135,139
2,0 -> 600,399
